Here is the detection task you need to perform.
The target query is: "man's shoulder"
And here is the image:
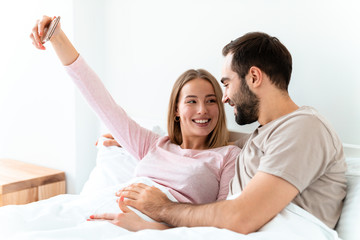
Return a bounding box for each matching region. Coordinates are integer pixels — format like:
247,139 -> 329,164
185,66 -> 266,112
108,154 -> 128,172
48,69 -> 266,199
257,106 -> 342,152
265,106 -> 330,132
252,106 -> 339,146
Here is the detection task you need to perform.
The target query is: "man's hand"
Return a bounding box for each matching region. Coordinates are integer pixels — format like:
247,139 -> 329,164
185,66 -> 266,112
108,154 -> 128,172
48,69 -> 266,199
116,172 -> 299,234
95,133 -> 121,147
116,183 -> 172,222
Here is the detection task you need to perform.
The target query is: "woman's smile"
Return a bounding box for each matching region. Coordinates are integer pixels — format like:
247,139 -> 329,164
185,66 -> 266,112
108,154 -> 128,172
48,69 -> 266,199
192,118 -> 211,126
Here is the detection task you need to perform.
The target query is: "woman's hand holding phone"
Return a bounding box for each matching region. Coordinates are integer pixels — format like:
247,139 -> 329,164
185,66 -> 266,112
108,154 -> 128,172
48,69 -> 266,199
30,15 -> 61,50
29,15 -> 79,66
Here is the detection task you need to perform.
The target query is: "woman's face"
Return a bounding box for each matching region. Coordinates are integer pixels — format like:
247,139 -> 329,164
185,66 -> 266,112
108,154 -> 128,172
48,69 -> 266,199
176,78 -> 219,141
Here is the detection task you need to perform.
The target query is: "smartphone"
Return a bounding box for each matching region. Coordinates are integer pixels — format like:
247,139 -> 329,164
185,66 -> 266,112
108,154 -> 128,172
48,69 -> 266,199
41,16 -> 61,43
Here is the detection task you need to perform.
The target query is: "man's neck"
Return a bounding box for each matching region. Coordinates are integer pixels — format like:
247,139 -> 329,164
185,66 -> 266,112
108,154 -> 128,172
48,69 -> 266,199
257,92 -> 299,126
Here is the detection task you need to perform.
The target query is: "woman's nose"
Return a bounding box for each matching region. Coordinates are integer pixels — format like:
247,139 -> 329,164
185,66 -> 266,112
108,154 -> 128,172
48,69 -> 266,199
197,103 -> 208,114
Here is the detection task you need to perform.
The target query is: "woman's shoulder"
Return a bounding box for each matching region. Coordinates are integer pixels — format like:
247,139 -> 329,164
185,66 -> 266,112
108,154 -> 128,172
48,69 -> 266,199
215,143 -> 241,151
152,135 -> 172,148
210,145 -> 240,167
210,144 -> 241,157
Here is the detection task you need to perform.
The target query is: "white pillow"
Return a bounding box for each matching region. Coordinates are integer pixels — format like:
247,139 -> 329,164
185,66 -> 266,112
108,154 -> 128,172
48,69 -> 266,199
81,125 -> 166,195
80,137 -> 138,195
335,157 -> 360,240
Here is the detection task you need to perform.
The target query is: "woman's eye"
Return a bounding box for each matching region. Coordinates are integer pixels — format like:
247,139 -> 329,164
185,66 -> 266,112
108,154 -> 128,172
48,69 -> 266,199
207,99 -> 217,103
187,100 -> 196,104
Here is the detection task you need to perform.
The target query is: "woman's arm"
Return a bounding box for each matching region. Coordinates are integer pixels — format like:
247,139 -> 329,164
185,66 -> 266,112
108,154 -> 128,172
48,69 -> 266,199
30,16 -> 159,160
30,15 -> 79,66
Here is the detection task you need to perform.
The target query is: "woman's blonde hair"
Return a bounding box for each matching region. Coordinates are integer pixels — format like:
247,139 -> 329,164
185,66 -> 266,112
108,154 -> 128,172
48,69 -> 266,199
167,69 -> 228,148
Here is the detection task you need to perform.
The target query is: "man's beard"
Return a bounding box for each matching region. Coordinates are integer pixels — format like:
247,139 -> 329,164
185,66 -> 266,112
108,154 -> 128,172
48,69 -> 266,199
233,78 -> 260,125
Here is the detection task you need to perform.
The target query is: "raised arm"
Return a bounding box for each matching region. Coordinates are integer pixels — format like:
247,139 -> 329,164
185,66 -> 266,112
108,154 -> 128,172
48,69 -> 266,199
120,171 -> 299,234
30,15 -> 78,66
30,16 -> 159,160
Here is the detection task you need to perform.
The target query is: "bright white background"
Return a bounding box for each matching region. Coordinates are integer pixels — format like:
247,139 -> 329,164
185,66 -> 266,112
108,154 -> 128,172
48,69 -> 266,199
0,0 -> 359,194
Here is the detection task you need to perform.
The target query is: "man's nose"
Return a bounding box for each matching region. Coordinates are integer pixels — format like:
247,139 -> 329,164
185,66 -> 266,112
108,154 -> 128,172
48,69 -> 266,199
222,90 -> 233,104
222,94 -> 235,107
222,94 -> 228,104
222,88 -> 230,103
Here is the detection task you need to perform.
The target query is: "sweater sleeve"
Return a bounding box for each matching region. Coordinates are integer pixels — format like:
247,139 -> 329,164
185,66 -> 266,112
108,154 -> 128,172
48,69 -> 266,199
216,146 -> 240,200
64,55 -> 159,160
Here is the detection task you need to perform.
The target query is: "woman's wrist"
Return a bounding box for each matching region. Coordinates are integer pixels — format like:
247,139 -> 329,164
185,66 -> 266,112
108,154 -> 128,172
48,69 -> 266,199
49,29 -> 79,66
49,28 -> 65,45
147,221 -> 170,230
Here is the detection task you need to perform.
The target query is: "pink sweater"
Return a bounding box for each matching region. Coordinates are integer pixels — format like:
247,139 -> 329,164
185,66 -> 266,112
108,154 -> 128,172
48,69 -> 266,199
65,55 -> 241,204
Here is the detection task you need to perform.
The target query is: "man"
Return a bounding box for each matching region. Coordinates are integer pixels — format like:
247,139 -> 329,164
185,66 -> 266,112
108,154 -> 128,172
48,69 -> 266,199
102,32 -> 347,233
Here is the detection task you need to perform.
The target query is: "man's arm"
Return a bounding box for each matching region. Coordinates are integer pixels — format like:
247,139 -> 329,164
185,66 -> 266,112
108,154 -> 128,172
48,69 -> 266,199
120,172 -> 299,234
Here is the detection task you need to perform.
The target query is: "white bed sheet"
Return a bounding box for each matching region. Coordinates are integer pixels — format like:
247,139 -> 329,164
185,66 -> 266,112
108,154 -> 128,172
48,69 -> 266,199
0,134 -> 357,240
0,177 -> 340,240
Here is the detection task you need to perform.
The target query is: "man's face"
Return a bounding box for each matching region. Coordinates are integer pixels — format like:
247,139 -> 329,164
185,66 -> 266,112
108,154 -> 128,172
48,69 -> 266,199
221,54 -> 259,125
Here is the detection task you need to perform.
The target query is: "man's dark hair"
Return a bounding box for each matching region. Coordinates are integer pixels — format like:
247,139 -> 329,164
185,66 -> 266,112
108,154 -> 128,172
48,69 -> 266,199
222,32 -> 292,91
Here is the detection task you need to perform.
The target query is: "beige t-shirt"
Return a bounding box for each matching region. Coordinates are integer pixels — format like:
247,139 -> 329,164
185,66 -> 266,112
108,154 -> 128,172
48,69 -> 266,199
230,106 -> 347,228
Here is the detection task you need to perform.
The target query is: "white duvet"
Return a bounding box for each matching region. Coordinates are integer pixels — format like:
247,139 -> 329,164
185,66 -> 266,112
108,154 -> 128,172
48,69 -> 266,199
0,177 -> 340,240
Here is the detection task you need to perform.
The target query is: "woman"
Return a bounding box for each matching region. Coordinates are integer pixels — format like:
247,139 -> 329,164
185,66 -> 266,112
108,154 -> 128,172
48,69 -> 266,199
30,16 -> 240,231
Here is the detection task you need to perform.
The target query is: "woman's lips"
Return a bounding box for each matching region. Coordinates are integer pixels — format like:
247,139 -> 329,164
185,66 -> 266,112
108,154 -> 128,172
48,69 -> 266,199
192,119 -> 211,126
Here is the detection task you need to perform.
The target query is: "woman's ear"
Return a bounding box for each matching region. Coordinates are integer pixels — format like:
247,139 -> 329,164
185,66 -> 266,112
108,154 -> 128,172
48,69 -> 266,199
174,108 -> 181,122
248,66 -> 263,88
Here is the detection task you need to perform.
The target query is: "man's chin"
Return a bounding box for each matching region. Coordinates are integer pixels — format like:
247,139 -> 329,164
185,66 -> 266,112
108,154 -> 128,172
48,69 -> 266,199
235,115 -> 257,126
235,116 -> 246,125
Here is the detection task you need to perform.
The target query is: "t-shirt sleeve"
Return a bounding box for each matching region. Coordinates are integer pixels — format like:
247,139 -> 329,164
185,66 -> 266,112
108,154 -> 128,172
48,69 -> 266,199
216,146 -> 240,200
64,55 -> 159,160
257,115 -> 336,193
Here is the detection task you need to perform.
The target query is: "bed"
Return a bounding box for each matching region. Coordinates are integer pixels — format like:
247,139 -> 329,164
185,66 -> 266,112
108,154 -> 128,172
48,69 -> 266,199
0,127 -> 359,240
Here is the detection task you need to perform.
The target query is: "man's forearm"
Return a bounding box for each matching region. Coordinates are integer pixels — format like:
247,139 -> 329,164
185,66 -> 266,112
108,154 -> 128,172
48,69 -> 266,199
158,199 -> 242,232
122,173 -> 298,234
157,172 -> 300,234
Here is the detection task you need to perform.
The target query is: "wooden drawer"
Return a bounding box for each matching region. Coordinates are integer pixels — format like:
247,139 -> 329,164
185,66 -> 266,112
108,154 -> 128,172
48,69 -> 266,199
0,159 -> 66,206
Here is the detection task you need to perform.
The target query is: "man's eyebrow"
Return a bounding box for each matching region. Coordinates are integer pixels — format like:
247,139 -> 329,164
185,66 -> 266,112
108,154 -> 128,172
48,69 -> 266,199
220,77 -> 229,84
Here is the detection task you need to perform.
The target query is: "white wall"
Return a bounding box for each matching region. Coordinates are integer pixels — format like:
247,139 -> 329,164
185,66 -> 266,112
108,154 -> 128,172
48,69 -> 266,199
0,0 -> 103,194
71,0 -> 105,194
102,0 -> 360,145
0,0 -> 81,193
1,0 -> 359,194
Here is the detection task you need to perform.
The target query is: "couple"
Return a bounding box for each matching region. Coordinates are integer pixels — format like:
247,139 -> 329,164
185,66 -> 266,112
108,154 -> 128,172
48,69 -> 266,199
30,16 -> 347,234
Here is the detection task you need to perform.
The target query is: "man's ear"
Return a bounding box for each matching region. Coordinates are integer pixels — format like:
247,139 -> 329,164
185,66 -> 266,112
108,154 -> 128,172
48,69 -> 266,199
248,66 -> 263,88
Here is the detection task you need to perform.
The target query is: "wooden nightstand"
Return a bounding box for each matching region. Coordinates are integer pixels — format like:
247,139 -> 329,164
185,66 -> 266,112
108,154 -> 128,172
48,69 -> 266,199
0,159 -> 66,206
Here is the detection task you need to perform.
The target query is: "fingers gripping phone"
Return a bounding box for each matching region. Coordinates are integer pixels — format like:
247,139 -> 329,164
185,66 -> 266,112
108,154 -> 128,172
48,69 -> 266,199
41,16 -> 61,43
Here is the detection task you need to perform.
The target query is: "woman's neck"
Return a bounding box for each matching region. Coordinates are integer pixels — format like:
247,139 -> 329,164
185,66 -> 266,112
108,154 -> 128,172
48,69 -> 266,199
180,136 -> 208,150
